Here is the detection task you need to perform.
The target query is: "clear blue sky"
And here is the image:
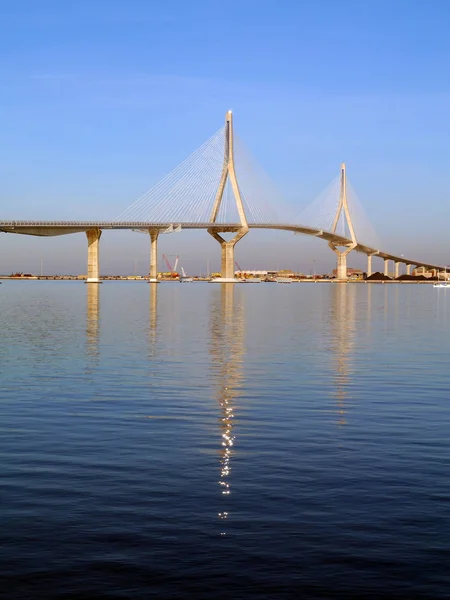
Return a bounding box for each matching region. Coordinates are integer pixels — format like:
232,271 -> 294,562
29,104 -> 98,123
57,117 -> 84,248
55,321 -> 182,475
1,0 -> 450,274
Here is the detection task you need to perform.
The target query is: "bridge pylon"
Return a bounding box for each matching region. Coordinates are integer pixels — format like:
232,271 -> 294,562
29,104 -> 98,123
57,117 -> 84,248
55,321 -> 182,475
208,111 -> 249,282
328,163 -> 357,280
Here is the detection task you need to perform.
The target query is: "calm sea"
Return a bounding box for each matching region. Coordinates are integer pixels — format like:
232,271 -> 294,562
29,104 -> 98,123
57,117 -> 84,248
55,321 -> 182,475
1,281 -> 449,599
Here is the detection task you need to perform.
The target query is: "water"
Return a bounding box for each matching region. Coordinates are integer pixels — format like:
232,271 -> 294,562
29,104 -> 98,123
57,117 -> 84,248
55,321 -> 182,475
1,281 -> 450,599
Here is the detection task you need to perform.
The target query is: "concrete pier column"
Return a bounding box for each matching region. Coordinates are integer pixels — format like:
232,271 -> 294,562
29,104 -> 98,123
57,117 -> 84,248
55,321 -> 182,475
148,229 -> 159,283
221,241 -> 236,280
367,254 -> 373,278
406,264 -> 412,275
86,229 -> 102,283
336,252 -> 348,280
328,242 -> 356,281
384,258 -> 390,277
208,229 -> 248,282
395,261 -> 401,279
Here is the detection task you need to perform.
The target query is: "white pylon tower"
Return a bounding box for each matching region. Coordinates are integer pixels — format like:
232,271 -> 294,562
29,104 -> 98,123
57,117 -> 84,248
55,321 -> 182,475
328,163 -> 357,280
208,110 -> 249,282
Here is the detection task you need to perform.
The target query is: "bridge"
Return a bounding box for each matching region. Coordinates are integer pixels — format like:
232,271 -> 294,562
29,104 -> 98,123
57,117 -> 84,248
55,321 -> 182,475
0,111 -> 443,281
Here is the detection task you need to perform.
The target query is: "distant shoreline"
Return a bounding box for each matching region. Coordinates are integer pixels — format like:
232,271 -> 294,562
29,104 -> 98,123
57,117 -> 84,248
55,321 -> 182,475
0,276 -> 439,284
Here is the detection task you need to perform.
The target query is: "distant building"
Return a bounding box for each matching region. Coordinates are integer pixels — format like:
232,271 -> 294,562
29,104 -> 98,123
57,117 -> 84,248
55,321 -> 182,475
234,270 -> 268,277
332,268 -> 363,279
276,269 -> 295,277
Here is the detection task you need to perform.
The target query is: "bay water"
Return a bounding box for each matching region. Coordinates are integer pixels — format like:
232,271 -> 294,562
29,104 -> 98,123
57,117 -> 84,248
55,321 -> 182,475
1,281 -> 449,599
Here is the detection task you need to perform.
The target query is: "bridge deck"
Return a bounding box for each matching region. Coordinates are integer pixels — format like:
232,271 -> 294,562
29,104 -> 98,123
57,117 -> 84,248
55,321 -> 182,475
0,220 -> 442,270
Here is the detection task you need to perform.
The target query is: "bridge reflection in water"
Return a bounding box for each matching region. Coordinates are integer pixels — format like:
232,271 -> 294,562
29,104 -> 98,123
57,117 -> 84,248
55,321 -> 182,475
209,284 -> 245,532
329,284 -> 356,427
148,283 -> 158,355
86,283 -> 100,365
83,282 -> 360,525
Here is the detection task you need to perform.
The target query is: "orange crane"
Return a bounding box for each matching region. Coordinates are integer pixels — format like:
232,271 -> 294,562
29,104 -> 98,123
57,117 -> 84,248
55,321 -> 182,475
162,254 -> 179,278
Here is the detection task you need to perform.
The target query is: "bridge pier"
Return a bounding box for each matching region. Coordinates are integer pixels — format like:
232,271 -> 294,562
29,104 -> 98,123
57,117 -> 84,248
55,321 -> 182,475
86,229 -> 102,283
208,229 -> 248,281
366,252 -> 379,278
367,254 -> 373,278
329,242 -> 356,281
148,229 -> 159,282
335,252 -> 348,280
221,241 -> 236,280
406,264 -> 412,275
384,258 -> 390,277
395,261 -> 401,279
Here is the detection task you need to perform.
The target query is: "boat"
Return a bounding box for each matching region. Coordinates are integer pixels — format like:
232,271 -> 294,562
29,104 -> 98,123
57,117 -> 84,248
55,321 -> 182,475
179,267 -> 194,283
242,278 -> 261,283
276,277 -> 293,284
434,268 -> 450,288
434,281 -> 450,288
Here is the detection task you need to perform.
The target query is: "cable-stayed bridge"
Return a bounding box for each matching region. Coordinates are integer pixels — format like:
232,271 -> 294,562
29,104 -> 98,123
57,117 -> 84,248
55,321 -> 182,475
0,111 -> 443,282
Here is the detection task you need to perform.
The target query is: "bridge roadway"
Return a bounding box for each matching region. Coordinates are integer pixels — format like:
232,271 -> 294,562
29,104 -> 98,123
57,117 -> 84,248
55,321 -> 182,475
0,220 -> 442,273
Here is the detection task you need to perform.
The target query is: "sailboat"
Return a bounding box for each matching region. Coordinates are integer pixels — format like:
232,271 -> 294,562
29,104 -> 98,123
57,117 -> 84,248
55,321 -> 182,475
434,268 -> 450,288
179,267 -> 194,283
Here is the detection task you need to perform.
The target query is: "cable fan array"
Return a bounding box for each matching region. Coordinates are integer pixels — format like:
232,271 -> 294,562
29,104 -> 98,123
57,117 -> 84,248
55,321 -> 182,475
115,126 -> 226,224
114,114 -> 381,249
296,176 -> 342,233
345,182 -> 381,249
115,128 -> 284,225
295,176 -> 381,249
226,133 -> 284,224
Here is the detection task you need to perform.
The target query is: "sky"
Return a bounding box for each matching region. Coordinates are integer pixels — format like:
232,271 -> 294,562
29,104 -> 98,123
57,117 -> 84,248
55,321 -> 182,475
1,0 -> 450,274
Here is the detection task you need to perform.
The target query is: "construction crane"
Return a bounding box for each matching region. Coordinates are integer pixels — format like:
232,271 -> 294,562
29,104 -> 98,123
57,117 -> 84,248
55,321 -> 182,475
162,254 -> 172,271
162,254 -> 179,278
234,260 -> 245,279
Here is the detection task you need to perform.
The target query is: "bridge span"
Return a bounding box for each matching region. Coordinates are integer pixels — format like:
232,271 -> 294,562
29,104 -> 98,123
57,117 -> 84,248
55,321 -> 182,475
0,220 -> 442,282
0,111 -> 443,281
